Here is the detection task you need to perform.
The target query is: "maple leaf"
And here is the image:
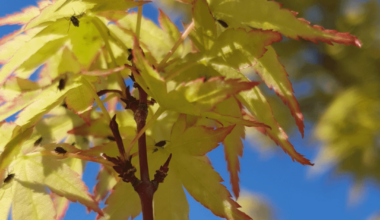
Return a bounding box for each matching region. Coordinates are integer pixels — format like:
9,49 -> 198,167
164,55 -> 312,165
149,114 -> 250,219
214,97 -> 245,198
207,0 -> 362,47
253,46 -> 305,137
190,0 -> 217,52
130,40 -> 269,128
11,155 -> 102,215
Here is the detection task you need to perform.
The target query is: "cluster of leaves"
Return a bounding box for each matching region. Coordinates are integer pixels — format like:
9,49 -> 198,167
0,0 -> 360,219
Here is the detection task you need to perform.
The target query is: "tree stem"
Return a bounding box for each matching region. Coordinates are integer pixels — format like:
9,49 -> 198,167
135,85 -> 154,220
126,106 -> 165,155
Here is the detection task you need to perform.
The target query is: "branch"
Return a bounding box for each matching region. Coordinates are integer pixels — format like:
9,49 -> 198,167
109,115 -> 128,162
152,154 -> 172,187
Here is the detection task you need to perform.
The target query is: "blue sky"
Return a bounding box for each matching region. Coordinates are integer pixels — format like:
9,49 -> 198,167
1,1 -> 380,219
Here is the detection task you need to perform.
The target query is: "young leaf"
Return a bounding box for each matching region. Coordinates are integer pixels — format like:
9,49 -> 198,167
0,1 -> 50,26
65,82 -> 95,125
132,41 -> 269,128
115,13 -> 180,61
83,0 -> 150,13
51,192 -> 70,220
19,156 -> 102,214
99,181 -> 141,220
14,76 -> 83,128
158,9 -> 181,47
93,166 -> 117,202
0,89 -> 42,122
0,126 -> 33,178
214,97 -> 245,198
168,58 -> 311,165
0,184 -> 12,220
149,114 -> 250,219
238,87 -> 313,165
208,0 -> 361,47
12,161 -> 56,220
253,46 -> 304,137
24,0 -> 89,30
153,172 -> 190,220
190,0 -> 217,52
0,21 -> 68,84
208,29 -> 282,69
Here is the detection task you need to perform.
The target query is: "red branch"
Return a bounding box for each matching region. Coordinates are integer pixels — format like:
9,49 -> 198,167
134,85 -> 154,220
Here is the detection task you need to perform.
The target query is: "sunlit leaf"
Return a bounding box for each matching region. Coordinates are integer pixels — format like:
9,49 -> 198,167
208,0 -> 361,47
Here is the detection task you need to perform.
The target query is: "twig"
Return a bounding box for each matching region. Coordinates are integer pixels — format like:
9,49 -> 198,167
126,106 -> 165,154
109,115 -> 128,162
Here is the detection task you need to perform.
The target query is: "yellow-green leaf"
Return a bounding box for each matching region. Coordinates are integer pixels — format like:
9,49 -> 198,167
214,97 -> 245,198
12,160 -> 56,220
190,0 -> 217,52
20,156 -> 102,214
253,46 -> 304,136
208,29 -> 282,69
207,0 -> 361,47
100,181 -> 141,220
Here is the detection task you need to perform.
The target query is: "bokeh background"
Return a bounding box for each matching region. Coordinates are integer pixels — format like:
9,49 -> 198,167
1,0 -> 380,219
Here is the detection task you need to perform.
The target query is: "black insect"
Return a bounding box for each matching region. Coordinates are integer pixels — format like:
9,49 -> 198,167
71,142 -> 76,146
70,16 -> 80,27
67,11 -> 85,32
34,137 -> 43,147
127,49 -> 133,61
3,173 -> 15,184
217,19 -> 228,28
58,78 -> 66,91
54,147 -> 67,155
107,136 -> 116,141
61,102 -> 68,108
153,140 -> 167,153
155,141 -> 167,147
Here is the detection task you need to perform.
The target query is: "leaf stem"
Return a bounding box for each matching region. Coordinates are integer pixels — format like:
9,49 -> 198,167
29,151 -> 115,167
92,17 -> 127,96
126,106 -> 165,155
157,21 -> 195,71
82,78 -> 112,123
109,115 -> 128,163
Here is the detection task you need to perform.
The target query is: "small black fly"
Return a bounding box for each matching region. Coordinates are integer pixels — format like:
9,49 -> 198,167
217,19 -> 228,28
127,49 -> 133,61
67,11 -> 85,32
71,142 -> 76,146
155,141 -> 167,147
34,137 -> 43,147
153,140 -> 167,153
70,16 -> 80,27
58,78 -> 66,91
54,147 -> 67,155
107,136 -> 116,141
3,173 -> 15,184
